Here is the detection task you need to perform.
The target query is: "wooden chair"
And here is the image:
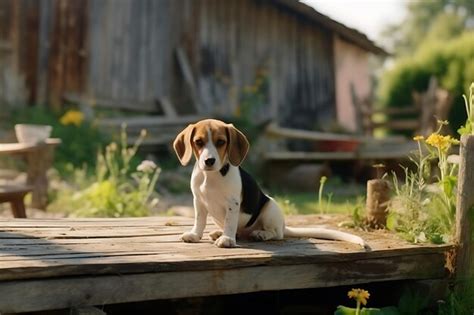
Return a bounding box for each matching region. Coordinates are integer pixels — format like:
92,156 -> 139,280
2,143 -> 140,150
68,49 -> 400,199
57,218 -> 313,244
0,184 -> 32,218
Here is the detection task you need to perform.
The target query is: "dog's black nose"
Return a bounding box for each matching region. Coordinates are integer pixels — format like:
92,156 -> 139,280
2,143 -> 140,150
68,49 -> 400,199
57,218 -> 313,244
205,158 -> 216,167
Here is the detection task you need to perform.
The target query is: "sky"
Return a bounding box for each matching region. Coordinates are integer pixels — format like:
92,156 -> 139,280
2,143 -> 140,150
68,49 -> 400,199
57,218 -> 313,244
301,0 -> 407,42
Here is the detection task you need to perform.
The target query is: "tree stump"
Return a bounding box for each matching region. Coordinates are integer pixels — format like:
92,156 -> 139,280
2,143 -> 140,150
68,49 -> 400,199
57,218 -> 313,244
366,179 -> 390,228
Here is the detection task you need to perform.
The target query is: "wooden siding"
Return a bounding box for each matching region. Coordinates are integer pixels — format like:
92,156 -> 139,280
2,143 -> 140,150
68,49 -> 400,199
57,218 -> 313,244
1,0 -> 339,129
0,0 -> 88,108
86,0 -> 336,128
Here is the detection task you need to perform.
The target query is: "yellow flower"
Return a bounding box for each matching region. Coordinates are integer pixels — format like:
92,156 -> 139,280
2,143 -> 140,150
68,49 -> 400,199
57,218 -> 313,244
348,288 -> 370,306
425,134 -> 458,152
60,110 -> 84,126
413,135 -> 424,141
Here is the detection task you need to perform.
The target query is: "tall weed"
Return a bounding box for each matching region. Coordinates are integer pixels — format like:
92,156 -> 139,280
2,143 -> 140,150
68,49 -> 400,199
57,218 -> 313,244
388,124 -> 459,243
50,127 -> 160,217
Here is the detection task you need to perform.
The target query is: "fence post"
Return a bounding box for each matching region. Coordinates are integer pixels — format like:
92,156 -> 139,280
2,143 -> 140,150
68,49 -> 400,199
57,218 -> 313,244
366,179 -> 390,228
455,135 -> 474,281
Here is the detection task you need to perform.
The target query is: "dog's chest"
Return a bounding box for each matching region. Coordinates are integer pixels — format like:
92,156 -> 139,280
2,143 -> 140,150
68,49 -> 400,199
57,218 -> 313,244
191,168 -> 241,213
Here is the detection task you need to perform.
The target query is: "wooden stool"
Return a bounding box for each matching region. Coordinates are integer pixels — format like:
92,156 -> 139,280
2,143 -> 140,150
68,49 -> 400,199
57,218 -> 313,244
0,185 -> 32,218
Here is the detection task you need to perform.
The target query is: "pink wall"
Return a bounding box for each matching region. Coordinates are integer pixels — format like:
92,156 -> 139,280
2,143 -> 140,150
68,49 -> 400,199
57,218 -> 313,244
333,36 -> 371,132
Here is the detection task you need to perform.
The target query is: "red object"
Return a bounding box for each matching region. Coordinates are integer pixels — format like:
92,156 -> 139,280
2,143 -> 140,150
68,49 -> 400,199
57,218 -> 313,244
318,140 -> 360,152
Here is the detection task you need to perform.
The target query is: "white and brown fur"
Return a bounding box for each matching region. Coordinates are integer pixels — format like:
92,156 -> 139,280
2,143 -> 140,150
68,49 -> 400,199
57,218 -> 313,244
173,119 -> 368,249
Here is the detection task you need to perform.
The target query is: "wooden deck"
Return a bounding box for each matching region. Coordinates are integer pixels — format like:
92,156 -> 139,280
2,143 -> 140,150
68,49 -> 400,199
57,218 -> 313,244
0,216 -> 453,313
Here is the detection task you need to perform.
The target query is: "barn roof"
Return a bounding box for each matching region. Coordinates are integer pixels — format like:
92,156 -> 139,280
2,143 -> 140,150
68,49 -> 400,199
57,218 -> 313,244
274,0 -> 389,56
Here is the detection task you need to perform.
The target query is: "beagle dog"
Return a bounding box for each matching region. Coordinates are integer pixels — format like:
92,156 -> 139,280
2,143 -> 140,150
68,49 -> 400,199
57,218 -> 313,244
173,119 -> 367,249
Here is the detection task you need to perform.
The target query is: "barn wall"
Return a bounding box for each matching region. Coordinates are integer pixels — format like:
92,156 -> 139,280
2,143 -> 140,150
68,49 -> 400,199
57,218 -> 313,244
1,0 -> 345,130
86,0 -> 336,129
333,35 -> 371,132
0,0 -> 39,107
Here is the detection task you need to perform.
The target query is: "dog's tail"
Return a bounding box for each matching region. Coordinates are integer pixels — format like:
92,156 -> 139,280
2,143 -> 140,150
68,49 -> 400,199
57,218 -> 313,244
284,226 -> 369,250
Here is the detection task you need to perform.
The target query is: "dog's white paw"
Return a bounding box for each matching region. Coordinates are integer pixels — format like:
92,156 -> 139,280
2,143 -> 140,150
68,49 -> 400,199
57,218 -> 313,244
180,232 -> 201,243
209,230 -> 223,241
214,235 -> 236,248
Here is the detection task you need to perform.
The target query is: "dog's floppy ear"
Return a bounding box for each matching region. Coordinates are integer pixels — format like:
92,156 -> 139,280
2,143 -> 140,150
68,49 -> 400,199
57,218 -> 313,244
226,124 -> 249,166
173,124 -> 195,166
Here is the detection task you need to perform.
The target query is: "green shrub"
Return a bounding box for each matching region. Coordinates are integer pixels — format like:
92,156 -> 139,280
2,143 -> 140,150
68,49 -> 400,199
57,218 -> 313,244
379,32 -> 474,130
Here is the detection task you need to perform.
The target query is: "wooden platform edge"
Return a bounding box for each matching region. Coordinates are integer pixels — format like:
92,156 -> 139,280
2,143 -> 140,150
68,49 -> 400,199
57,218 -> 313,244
0,251 -> 449,313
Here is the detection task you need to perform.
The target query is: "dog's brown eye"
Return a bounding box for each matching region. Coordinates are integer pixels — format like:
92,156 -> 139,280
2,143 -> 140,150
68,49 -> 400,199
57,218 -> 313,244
216,139 -> 226,147
195,139 -> 204,147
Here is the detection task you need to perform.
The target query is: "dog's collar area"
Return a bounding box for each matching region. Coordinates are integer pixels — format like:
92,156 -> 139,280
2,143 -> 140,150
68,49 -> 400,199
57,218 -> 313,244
219,163 -> 230,176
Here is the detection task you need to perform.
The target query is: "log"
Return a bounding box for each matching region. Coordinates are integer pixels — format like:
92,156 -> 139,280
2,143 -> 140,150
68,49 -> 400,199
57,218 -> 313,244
366,179 -> 390,228
455,135 -> 474,282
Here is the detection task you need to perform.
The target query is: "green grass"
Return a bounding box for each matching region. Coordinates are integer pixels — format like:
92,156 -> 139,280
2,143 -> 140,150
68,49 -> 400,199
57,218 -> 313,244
272,182 -> 366,215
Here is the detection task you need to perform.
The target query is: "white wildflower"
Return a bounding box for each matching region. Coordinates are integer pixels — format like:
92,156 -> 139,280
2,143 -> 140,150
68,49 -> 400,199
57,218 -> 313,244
416,232 -> 427,243
137,160 -> 157,173
447,154 -> 461,164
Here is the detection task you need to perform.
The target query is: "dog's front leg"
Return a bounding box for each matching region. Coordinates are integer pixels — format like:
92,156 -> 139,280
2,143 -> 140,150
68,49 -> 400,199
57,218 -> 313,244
181,198 -> 207,243
214,197 -> 240,248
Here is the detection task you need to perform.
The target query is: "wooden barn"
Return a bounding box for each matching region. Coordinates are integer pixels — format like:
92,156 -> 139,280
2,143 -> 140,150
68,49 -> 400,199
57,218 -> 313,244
0,0 -> 386,132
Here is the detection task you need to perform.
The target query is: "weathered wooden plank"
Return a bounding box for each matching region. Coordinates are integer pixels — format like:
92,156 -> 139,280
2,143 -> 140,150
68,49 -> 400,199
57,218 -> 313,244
0,228 -> 187,239
0,253 -> 448,313
98,115 -> 202,128
455,135 -> 474,282
264,151 -> 356,161
63,92 -> 159,113
72,306 -> 106,315
0,245 -> 451,283
0,229 -> 447,257
0,216 -> 197,225
0,218 -> 452,283
0,240 -> 451,265
265,123 -> 359,142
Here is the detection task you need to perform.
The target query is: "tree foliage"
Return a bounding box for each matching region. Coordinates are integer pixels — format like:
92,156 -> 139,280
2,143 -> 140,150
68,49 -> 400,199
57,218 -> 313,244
382,0 -> 474,55
379,33 -> 474,130
379,0 -> 474,130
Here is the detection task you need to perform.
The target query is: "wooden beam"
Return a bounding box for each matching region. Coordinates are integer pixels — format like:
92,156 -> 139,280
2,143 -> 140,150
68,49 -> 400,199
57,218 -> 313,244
0,253 -> 448,313
372,119 -> 419,130
98,115 -> 202,128
63,93 -> 159,113
72,306 -> 106,315
176,47 -> 202,113
265,123 -> 360,142
455,135 -> 474,282
0,139 -> 60,155
158,96 -> 178,118
360,106 -> 419,116
264,151 -> 356,161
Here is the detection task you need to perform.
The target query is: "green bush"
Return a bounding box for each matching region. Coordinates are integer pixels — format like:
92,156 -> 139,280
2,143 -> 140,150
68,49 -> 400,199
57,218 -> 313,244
379,32 -> 474,130
10,107 -> 108,174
